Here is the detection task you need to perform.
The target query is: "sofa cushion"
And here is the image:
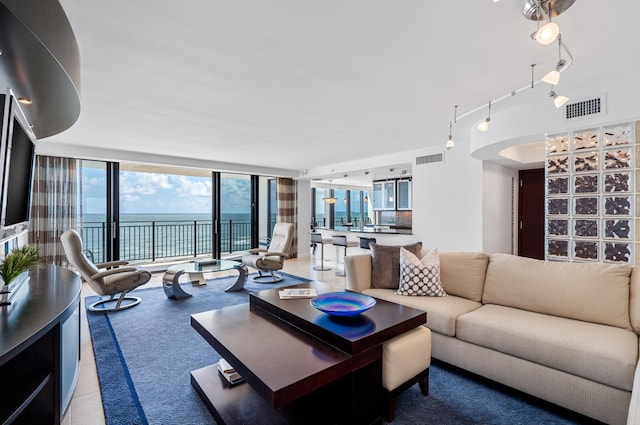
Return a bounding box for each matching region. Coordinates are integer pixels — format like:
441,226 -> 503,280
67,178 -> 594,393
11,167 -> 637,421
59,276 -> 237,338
438,252 -> 489,302
363,288 -> 481,336
370,242 -> 422,289
396,248 -> 447,297
483,253 -> 633,330
456,304 -> 638,391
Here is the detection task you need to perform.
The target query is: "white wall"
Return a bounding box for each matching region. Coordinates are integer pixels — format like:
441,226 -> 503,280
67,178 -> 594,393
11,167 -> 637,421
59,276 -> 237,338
482,162 -> 518,254
411,140 -> 484,251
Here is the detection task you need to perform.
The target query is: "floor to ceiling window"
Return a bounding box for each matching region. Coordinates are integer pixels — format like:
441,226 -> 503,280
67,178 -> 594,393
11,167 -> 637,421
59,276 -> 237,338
219,173 -> 252,255
80,160 -> 107,263
313,188 -> 327,227
118,165 -> 213,262
311,187 -> 371,229
79,160 -> 276,264
266,177 -> 277,240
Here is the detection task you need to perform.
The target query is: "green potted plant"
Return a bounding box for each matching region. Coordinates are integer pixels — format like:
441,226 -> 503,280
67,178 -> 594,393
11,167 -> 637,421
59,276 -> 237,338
0,244 -> 41,285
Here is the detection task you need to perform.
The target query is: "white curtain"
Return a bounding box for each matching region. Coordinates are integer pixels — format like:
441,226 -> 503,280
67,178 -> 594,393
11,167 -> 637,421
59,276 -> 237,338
29,156 -> 82,265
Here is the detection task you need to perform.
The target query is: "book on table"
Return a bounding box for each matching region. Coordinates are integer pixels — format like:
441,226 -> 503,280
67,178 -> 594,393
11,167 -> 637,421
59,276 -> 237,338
217,358 -> 244,384
278,288 -> 318,299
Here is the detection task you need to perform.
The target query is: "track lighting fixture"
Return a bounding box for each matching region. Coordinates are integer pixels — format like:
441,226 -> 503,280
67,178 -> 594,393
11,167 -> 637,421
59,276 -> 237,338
477,101 -> 491,132
446,105 -> 457,150
443,1 -> 576,144
549,89 -> 569,108
531,0 -> 560,45
542,60 -> 564,85
542,36 -> 566,85
534,21 -> 559,45
446,134 -> 454,150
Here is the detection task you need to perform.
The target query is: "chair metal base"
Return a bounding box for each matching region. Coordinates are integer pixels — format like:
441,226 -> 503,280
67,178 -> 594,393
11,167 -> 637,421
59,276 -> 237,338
251,270 -> 284,283
88,295 -> 141,313
313,265 -> 331,271
312,242 -> 331,271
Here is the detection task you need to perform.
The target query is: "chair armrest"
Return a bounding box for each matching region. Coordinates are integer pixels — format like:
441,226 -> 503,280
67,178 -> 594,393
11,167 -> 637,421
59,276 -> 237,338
95,260 -> 129,269
92,266 -> 138,280
247,248 -> 267,254
345,254 -> 372,293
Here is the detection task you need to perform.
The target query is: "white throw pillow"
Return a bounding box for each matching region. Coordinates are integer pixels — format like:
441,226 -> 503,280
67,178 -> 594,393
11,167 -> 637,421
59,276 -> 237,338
396,248 -> 447,297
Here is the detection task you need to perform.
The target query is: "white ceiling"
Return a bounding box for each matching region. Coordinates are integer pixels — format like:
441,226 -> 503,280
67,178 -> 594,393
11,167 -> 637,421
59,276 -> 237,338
43,0 -> 639,175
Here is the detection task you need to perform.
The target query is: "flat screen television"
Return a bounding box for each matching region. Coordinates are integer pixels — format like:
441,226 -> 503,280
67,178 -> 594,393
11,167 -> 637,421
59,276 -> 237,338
0,93 -> 36,235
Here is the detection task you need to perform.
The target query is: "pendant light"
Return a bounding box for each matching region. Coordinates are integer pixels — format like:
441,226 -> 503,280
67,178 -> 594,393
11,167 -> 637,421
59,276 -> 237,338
542,36 -> 566,85
477,101 -> 491,132
323,180 -> 338,204
445,105 -> 457,150
363,171 -> 370,203
549,89 -> 569,108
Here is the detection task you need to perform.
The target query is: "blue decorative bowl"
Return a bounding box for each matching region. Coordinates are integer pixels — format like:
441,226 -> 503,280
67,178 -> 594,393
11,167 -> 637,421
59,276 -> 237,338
310,292 -> 376,317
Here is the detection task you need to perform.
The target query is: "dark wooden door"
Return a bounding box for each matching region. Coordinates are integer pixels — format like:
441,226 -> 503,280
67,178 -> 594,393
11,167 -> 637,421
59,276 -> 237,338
518,169 -> 545,260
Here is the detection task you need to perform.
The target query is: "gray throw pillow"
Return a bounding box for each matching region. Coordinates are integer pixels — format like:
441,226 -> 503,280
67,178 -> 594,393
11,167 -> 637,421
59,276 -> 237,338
370,242 -> 422,289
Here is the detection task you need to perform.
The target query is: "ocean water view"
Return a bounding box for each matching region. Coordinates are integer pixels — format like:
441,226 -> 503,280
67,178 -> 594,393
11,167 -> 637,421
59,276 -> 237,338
83,212 -> 250,223
80,213 -> 252,263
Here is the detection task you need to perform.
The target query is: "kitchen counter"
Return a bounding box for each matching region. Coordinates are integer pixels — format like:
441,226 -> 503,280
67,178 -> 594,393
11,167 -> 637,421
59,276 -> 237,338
314,226 -> 416,252
315,225 -> 412,235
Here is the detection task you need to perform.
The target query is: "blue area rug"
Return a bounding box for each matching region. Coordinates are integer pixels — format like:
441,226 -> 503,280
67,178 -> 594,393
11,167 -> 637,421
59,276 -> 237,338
87,272 -> 602,425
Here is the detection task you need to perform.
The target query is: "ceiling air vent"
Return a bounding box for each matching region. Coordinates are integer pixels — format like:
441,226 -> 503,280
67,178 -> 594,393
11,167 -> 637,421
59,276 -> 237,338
564,97 -> 604,120
416,153 -> 443,165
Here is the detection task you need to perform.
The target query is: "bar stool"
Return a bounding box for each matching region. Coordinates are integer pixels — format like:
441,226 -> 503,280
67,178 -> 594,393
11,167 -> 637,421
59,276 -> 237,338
332,235 -> 358,276
310,232 -> 332,271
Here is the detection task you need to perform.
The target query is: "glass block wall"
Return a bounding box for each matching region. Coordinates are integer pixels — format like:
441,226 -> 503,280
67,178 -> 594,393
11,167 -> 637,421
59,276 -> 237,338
545,121 -> 638,263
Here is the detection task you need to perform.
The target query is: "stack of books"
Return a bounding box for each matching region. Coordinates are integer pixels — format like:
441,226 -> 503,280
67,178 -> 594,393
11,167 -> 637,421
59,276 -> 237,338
278,288 -> 318,299
217,358 -> 244,385
194,258 -> 218,270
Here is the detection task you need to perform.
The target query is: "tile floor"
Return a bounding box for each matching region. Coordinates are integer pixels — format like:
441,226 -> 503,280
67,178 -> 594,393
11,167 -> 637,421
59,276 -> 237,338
64,252 -> 348,425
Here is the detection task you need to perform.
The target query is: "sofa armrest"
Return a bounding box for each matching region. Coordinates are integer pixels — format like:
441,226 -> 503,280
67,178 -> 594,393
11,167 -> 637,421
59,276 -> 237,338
345,254 -> 372,293
631,267 -> 640,335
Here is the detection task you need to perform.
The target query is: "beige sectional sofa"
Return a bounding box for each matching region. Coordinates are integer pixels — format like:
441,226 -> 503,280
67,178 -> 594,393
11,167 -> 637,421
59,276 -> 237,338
344,251 -> 640,425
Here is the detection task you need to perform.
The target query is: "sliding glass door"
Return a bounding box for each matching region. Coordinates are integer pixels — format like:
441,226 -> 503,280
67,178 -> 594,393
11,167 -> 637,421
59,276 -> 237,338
79,160 -> 108,263
79,161 -> 273,263
219,173 -> 252,255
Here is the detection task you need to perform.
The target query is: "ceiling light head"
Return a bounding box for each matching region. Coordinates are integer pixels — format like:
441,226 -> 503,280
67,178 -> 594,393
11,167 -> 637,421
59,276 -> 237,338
445,135 -> 455,150
542,69 -> 560,85
323,196 -> 337,204
17,97 -> 32,105
535,22 -> 560,45
477,101 -> 492,132
477,118 -> 490,132
542,57 -> 567,85
549,90 -> 569,108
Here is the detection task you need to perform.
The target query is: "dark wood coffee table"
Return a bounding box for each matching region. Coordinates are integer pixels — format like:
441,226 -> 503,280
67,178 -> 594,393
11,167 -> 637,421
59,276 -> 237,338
190,281 -> 426,425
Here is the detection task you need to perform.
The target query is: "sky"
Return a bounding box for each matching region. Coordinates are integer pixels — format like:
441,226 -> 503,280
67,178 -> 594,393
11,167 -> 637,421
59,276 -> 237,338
82,167 -> 251,215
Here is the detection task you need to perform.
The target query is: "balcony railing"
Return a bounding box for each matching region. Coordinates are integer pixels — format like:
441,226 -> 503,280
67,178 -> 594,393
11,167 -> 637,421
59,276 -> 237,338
80,219 -> 252,263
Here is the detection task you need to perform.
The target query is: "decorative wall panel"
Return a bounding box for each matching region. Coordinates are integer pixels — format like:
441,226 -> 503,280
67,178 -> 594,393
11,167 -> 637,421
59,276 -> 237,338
545,122 -> 637,263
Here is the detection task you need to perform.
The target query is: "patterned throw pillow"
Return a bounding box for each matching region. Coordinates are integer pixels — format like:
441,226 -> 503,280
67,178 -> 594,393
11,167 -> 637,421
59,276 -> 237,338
396,248 -> 447,297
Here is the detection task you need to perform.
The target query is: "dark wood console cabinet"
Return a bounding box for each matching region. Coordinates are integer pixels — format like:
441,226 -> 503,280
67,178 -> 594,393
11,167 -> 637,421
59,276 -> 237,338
0,265 -> 81,425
